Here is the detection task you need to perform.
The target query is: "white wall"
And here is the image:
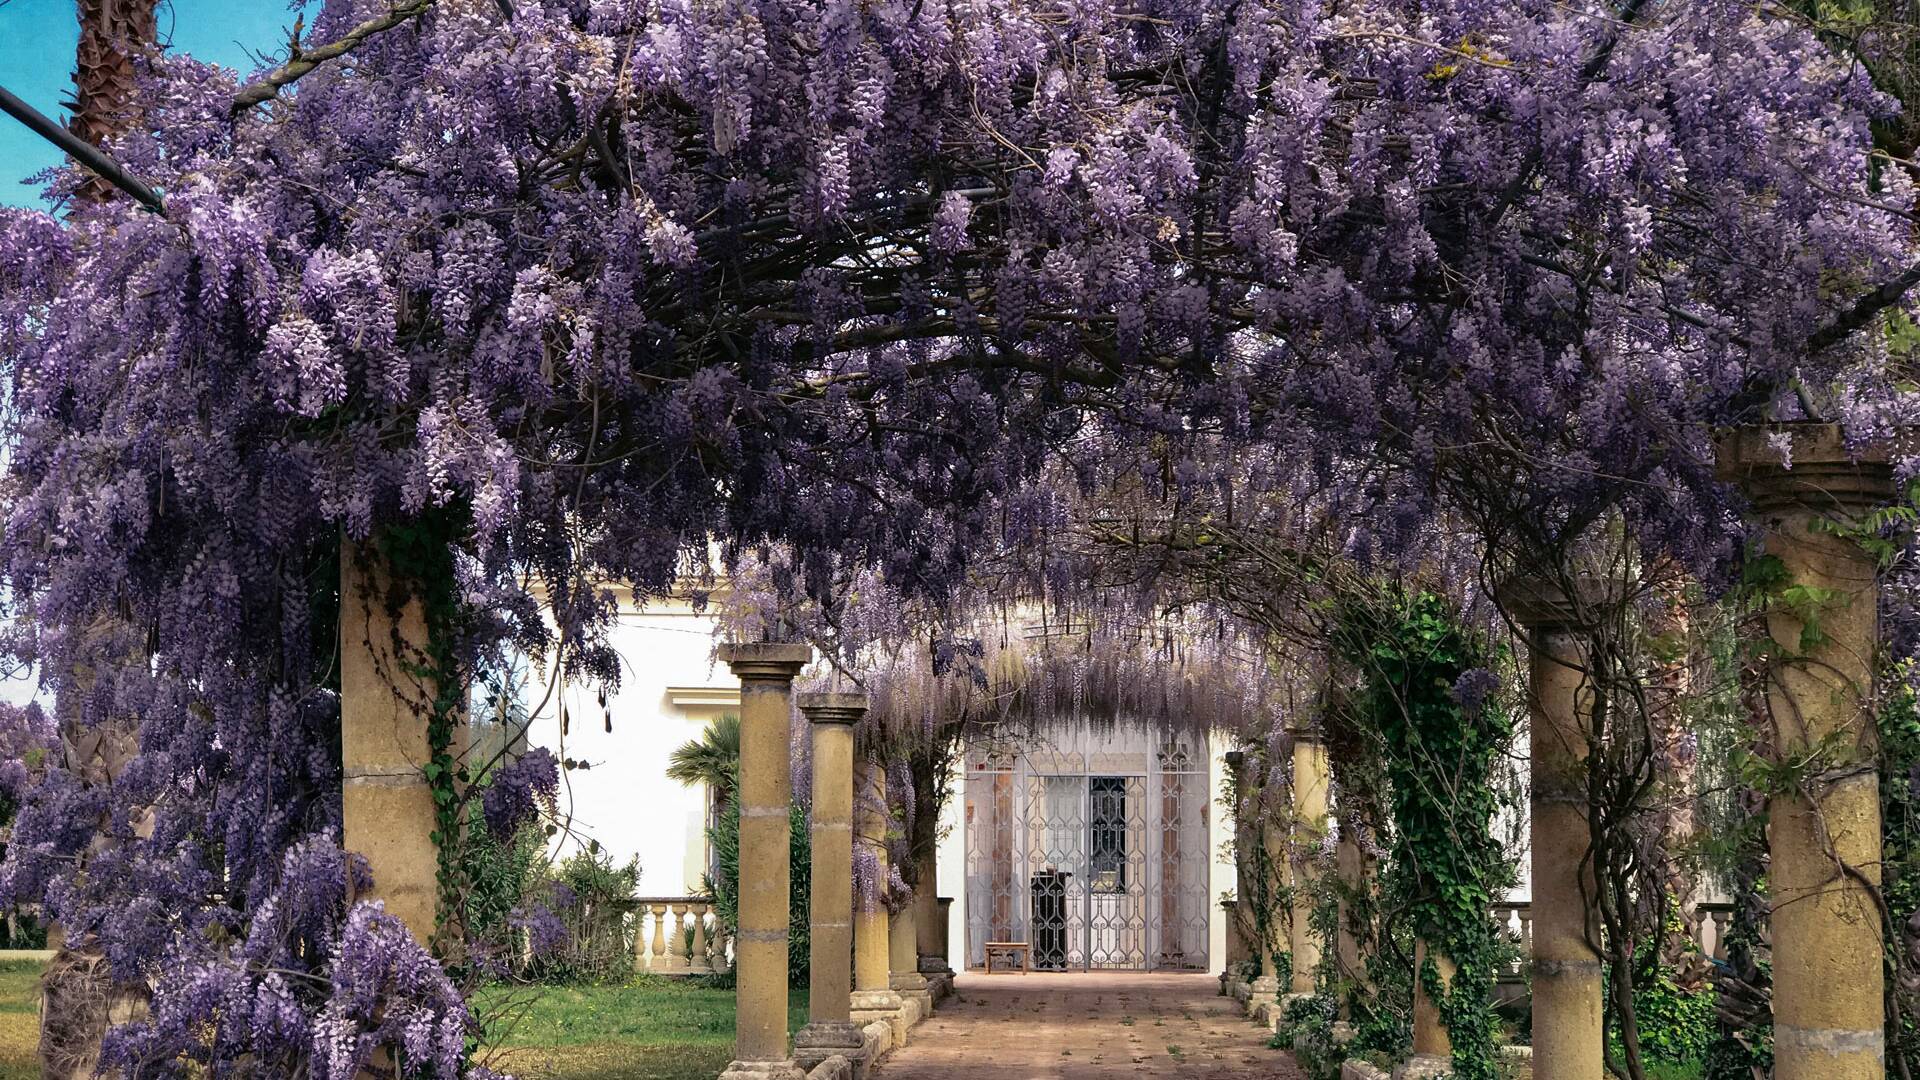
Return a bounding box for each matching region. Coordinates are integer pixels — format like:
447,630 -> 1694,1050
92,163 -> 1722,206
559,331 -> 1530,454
938,773 -> 966,968
535,596 -> 734,897
1207,730 -> 1234,976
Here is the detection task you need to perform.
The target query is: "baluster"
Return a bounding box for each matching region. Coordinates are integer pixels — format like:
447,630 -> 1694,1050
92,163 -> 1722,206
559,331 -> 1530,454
1517,908 -> 1533,961
1710,908 -> 1730,962
665,902 -> 690,973
1492,907 -> 1510,974
649,902 -> 669,972
711,922 -> 733,973
634,906 -> 649,972
689,902 -> 713,974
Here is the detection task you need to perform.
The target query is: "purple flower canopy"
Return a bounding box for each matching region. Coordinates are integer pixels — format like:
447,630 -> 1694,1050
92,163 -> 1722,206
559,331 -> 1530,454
0,0 -> 1913,1073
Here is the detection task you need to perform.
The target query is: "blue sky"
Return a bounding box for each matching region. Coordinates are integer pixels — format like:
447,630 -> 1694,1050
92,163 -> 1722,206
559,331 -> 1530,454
0,0 -> 312,207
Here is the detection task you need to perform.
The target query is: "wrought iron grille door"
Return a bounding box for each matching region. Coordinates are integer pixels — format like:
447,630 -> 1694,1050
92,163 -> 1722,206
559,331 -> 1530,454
963,726 -> 1210,972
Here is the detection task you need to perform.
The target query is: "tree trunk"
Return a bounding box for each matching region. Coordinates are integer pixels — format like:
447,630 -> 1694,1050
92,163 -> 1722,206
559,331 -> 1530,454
70,0 -> 158,200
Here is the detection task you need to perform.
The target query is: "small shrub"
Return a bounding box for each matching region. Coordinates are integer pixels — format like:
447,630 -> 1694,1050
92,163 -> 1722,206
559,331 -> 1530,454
522,847 -> 642,984
1281,995 -> 1344,1080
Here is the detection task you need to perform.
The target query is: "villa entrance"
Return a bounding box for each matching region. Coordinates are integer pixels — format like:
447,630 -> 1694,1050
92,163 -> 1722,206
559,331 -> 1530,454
961,725 -> 1211,972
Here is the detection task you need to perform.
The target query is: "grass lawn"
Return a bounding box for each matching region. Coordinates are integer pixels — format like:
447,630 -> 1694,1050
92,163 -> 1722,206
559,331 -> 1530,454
475,977 -> 810,1080
0,960 -> 40,1080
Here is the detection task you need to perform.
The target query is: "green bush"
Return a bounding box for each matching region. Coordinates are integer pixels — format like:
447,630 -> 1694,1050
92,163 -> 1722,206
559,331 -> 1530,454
1629,965 -> 1715,1066
461,807 -> 547,957
708,778 -> 810,987
1277,994 -> 1344,1079
526,846 -> 643,984
1609,906 -> 1715,1070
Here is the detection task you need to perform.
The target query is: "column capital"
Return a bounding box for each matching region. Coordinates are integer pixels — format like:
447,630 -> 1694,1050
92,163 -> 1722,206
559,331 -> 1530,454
718,642 -> 813,681
1497,575 -> 1622,633
797,692 -> 869,726
1715,423 -> 1904,517
1285,720 -> 1325,744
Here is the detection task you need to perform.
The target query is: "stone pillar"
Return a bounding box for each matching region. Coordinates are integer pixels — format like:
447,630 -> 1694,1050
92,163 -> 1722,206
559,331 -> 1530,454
340,537 -> 445,944
851,756 -> 909,1045
1334,820 -> 1367,995
1503,577 -> 1605,1080
1719,424 -> 1896,1080
794,693 -> 867,1074
913,844 -> 951,1005
890,899 -> 931,1017
915,847 -> 948,976
717,643 -> 813,1080
1398,940 -> 1455,1078
1288,727 -> 1330,1000
1248,814 -> 1290,1017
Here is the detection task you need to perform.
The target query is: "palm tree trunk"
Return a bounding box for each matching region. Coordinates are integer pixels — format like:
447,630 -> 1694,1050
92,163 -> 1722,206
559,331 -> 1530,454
69,0 -> 157,200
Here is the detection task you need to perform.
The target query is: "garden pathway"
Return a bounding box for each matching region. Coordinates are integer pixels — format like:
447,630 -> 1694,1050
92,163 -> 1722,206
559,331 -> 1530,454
870,972 -> 1308,1079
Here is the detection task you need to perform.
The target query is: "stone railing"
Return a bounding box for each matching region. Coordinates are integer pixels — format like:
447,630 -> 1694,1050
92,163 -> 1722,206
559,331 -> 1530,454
1491,900 -> 1736,982
634,897 -> 732,975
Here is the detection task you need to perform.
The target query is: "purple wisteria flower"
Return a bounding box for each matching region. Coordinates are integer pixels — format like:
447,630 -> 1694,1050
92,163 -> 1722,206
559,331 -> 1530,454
1451,668 -> 1502,718
482,748 -> 560,838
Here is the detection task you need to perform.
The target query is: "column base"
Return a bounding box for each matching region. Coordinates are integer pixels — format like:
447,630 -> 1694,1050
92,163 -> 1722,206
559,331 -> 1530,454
1392,1055 -> 1452,1080
794,1022 -> 868,1078
798,1056 -> 855,1080
919,970 -> 953,1005
918,955 -> 954,1002
851,989 -> 913,1048
719,1060 -> 807,1080
891,971 -> 933,1015
1246,975 -> 1280,1020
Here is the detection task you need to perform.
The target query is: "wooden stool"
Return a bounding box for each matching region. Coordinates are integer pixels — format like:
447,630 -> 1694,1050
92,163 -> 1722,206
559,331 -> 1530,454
985,941 -> 1030,974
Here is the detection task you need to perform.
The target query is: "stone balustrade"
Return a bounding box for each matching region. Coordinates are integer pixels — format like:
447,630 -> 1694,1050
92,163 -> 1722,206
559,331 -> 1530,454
634,897 -> 731,975
1490,900 -> 1735,981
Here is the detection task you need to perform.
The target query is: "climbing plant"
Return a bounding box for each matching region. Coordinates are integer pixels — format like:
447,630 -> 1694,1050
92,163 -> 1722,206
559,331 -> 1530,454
1878,663 -> 1920,1075
371,509 -> 476,959
1334,588 -> 1515,1080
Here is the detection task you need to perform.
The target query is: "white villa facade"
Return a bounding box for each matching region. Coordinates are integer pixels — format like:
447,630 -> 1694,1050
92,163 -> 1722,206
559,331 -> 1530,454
526,591 -> 1241,977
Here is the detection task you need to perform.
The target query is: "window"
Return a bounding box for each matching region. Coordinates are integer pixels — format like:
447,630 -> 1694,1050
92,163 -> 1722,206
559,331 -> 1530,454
1089,777 -> 1127,893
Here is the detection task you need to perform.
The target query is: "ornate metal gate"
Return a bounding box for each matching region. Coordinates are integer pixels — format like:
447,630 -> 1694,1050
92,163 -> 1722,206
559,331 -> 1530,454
962,725 -> 1210,972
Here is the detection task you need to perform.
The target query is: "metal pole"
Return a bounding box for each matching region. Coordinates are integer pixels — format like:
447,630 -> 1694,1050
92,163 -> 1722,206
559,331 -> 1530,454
0,84 -> 164,212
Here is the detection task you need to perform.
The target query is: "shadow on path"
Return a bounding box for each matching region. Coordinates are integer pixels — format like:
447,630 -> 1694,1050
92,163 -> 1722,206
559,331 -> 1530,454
871,972 -> 1308,1079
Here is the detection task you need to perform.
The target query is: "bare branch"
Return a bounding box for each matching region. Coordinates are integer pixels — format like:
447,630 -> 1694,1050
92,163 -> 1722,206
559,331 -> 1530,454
231,0 -> 437,114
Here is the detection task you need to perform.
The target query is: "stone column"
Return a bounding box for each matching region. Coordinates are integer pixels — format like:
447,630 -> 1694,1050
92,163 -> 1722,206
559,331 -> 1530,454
1334,818 -> 1368,998
890,898 -> 931,1017
794,693 -> 867,1075
1288,727 -> 1330,1001
1248,814 -> 1290,1019
1398,940 -> 1455,1079
851,756 -> 909,1046
1502,577 -> 1605,1080
717,643 -> 813,1080
340,537 -> 445,944
1720,424 -> 1896,1080
915,846 -> 949,978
